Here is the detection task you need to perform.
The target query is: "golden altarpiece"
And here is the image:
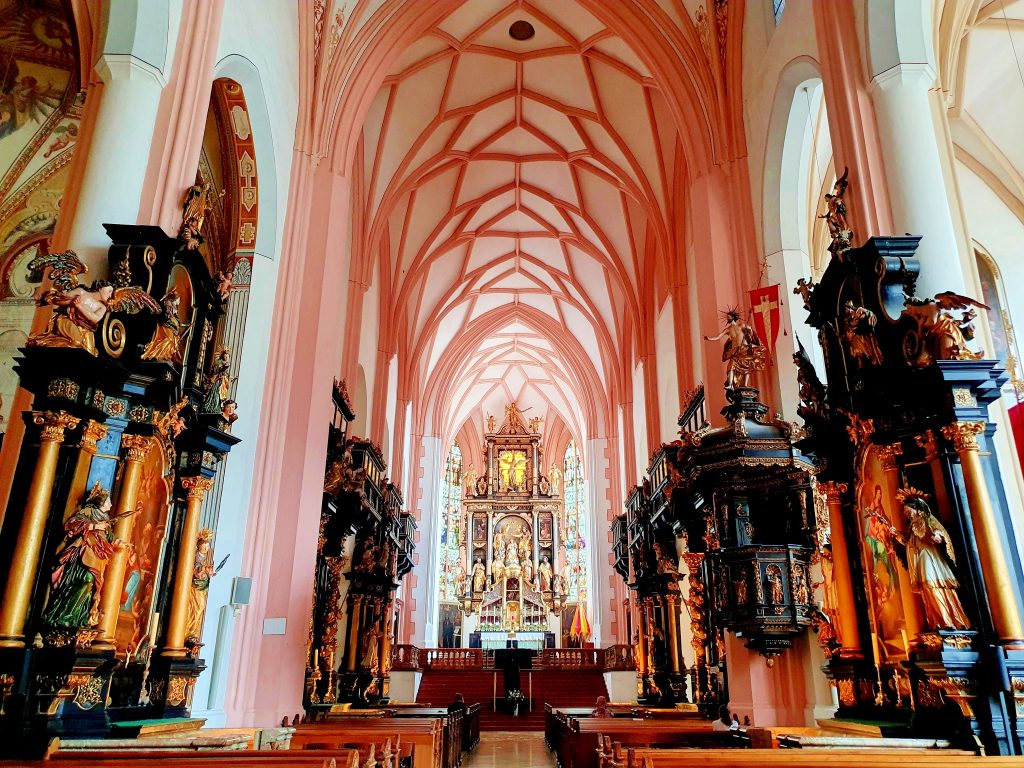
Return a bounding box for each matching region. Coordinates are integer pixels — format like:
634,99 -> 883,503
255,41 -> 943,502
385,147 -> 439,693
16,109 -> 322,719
0,222 -> 239,757
452,404 -> 569,649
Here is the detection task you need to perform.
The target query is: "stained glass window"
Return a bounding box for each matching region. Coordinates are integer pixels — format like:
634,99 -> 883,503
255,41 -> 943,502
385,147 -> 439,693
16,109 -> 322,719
437,442 -> 463,602
561,440 -> 587,602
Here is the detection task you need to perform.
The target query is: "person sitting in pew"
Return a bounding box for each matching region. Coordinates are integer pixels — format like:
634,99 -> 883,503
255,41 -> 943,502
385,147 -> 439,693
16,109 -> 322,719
712,705 -> 738,732
448,692 -> 466,715
592,696 -> 611,718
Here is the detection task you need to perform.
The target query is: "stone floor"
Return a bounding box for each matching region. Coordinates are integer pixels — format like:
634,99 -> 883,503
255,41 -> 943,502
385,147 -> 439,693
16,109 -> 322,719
463,731 -> 554,768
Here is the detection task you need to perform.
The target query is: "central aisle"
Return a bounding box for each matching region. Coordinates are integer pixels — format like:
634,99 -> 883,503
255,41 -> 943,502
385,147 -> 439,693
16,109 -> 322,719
462,732 -> 554,768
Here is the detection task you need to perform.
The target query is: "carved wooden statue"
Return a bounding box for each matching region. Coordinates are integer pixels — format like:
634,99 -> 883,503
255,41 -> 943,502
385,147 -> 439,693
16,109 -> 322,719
704,310 -> 768,389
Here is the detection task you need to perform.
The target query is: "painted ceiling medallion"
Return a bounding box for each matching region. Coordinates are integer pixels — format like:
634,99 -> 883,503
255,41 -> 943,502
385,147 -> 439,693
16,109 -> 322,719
508,20 -> 535,40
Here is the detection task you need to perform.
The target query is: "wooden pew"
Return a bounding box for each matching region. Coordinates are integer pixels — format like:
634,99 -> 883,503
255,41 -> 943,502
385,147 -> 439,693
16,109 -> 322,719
49,748 -> 360,768
555,714 -> 731,768
386,707 -> 461,768
294,716 -> 443,768
609,746 -> 1024,768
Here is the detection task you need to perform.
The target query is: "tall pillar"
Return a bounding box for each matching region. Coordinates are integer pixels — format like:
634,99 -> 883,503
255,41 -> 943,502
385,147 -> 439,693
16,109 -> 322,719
817,482 -> 863,657
66,54 -> 168,268
163,476 -> 214,657
877,444 -> 926,642
869,64 -> 966,297
942,422 -> 1024,643
0,411 -> 80,647
95,434 -> 153,649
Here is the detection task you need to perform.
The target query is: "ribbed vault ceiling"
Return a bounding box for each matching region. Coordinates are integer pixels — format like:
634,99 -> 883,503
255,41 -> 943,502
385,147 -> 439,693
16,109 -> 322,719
356,0 -> 683,445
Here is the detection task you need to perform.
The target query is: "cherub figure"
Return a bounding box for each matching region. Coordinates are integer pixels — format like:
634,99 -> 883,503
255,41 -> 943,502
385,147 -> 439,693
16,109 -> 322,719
214,270 -> 232,301
902,291 -> 989,366
28,250 -> 160,356
704,309 -> 768,390
793,277 -> 815,311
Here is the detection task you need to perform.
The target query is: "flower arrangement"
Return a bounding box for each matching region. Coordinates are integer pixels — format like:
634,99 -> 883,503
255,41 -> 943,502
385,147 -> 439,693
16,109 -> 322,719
507,689 -> 525,705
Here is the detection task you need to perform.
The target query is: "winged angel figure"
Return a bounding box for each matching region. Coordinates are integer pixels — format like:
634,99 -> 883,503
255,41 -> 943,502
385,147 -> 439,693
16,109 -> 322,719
27,250 -> 160,356
902,290 -> 989,367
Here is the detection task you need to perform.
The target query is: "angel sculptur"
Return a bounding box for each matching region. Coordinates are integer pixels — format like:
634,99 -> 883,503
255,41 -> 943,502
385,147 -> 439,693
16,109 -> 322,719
818,167 -> 853,259
903,291 -> 989,367
27,250 -> 160,356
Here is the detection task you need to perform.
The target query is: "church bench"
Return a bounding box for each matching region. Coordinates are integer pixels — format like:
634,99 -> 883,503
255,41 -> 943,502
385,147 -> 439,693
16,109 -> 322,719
384,707 -> 465,768
49,748 -> 360,767
294,716 -> 443,768
556,717 -> 724,768
608,746 -> 1024,768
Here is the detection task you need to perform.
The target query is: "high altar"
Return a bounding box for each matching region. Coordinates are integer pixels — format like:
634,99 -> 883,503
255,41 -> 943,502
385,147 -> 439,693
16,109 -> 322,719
454,403 -> 570,646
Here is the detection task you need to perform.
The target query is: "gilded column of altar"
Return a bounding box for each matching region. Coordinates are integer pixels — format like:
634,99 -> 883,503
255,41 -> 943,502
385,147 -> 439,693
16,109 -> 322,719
636,598 -> 650,675
379,596 -> 394,674
62,421 -> 108,522
95,435 -> 153,649
680,553 -> 707,701
817,482 -> 862,657
345,594 -> 364,672
0,411 -> 80,647
163,476 -> 215,656
877,444 -> 926,642
664,593 -> 682,675
942,422 -> 1024,642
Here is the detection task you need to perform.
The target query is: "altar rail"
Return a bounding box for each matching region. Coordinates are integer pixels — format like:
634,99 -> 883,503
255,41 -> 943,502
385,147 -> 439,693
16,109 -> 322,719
392,645 -> 635,672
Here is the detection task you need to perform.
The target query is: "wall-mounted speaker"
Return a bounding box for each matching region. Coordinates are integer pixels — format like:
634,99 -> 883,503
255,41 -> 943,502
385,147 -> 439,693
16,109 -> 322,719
230,576 -> 252,606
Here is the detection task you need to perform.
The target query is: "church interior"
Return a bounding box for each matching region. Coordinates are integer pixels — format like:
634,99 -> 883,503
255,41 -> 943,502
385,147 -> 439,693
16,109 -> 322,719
2,0 -> 1024,765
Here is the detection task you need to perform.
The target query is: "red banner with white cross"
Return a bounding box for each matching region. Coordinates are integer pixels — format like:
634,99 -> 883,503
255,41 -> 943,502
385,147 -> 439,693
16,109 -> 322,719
749,284 -> 781,363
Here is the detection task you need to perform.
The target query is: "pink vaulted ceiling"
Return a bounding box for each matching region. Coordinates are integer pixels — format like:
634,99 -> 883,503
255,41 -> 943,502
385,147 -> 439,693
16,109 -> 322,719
356,0 -> 683,444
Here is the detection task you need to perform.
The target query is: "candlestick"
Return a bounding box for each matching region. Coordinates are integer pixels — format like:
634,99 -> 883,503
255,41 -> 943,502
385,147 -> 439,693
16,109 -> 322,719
900,629 -> 910,657
871,632 -> 885,707
870,631 -> 881,663
150,612 -> 160,648
329,650 -> 335,670
313,648 -> 319,668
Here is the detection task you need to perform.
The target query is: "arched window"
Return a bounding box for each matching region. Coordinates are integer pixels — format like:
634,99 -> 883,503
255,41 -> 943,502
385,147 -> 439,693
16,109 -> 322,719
561,441 -> 587,603
437,442 -> 464,601
976,249 -> 1024,401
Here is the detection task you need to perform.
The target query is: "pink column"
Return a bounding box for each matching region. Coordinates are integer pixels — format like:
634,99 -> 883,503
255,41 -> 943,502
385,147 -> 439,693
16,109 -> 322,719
688,159 -> 761,420
723,633 -> 811,727
138,0 -> 225,233
228,162 -> 351,725
813,0 -> 894,241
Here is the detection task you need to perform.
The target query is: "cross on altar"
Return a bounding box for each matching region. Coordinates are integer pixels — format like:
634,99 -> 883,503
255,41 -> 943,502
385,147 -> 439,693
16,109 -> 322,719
753,294 -> 778,358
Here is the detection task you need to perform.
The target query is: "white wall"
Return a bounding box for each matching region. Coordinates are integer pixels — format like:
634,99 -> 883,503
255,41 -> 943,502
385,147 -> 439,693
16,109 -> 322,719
655,300 -> 681,440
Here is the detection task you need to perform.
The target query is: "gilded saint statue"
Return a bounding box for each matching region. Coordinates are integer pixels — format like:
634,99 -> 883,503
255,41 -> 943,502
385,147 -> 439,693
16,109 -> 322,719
472,556 -> 486,593
485,413 -> 496,433
842,300 -> 884,367
891,491 -> 970,630
42,483 -> 122,630
902,291 -> 989,367
185,528 -> 219,643
703,310 -> 768,390
141,288 -> 188,365
818,167 -> 853,259
27,250 -> 160,356
179,180 -> 224,249
498,450 -> 527,492
203,347 -> 233,414
537,556 -> 553,592
548,462 -> 562,496
490,556 -> 505,585
463,463 -> 477,496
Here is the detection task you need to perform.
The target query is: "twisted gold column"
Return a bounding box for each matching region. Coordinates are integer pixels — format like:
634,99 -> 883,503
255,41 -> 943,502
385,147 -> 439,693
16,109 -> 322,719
877,444 -> 925,643
942,422 -> 1024,642
162,476 -> 214,657
0,411 -> 80,647
818,482 -> 862,657
380,596 -> 394,674
95,435 -> 153,649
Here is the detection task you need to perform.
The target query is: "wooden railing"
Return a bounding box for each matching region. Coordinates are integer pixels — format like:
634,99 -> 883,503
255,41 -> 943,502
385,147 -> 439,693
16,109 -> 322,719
602,644 -> 635,670
391,645 -> 638,672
